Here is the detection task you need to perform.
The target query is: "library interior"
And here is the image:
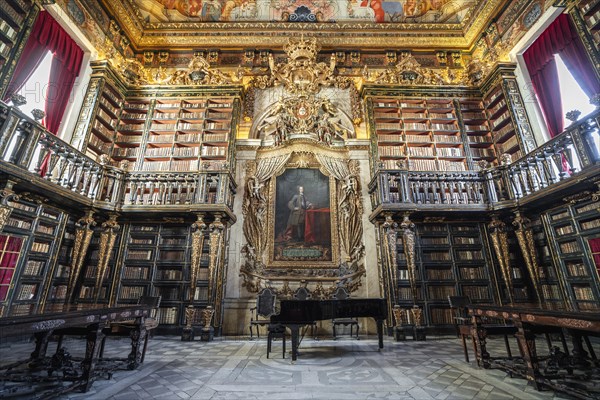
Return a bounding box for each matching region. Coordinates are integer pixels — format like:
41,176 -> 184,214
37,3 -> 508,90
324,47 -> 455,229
0,0 -> 599,399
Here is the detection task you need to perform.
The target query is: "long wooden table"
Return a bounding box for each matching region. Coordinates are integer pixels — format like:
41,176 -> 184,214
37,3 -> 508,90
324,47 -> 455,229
469,304 -> 600,399
0,305 -> 150,394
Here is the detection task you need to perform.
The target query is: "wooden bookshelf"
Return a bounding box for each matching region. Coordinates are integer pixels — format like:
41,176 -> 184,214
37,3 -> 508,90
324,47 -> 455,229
138,97 -> 233,172
0,0 -> 32,69
372,97 -> 466,171
87,81 -> 124,159
580,0 -> 600,45
544,198 -> 600,311
113,223 -> 210,333
393,222 -> 494,329
483,86 -> 523,162
1,198 -> 66,316
458,99 -> 498,165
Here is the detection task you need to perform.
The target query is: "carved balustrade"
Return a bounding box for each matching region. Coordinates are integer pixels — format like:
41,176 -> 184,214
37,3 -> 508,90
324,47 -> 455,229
0,102 -> 236,211
1,101 -> 597,214
370,109 -> 600,212
122,171 -> 236,208
369,170 -> 486,208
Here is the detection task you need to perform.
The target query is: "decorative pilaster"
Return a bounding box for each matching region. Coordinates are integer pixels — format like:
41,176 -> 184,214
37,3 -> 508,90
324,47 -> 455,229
94,214 -> 120,302
0,180 -> 19,232
512,211 -> 542,304
208,214 -> 226,331
381,214 -> 399,311
488,216 -> 514,304
400,214 -> 417,304
66,210 -> 96,304
189,214 -> 207,302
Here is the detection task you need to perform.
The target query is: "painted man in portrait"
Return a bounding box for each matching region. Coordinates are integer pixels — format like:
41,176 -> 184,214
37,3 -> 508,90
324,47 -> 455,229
286,185 -> 313,241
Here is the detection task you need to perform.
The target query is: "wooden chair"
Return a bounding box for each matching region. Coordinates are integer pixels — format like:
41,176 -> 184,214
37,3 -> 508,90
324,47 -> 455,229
331,287 -> 359,340
448,295 -> 476,362
99,295 -> 161,364
293,286 -> 317,339
266,323 -> 286,359
249,288 -> 277,339
448,295 -> 515,364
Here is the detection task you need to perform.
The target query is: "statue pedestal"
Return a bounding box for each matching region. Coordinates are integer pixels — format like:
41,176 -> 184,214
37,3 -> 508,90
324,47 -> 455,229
394,326 -> 406,341
413,326 -> 426,341
396,325 -> 426,341
181,327 -> 195,341
200,327 -> 214,342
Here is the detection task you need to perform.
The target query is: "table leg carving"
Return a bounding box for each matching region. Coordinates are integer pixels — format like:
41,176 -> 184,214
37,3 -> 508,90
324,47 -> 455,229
80,323 -> 104,392
514,321 -> 540,390
569,331 -> 590,369
471,316 -> 489,368
29,331 -> 52,369
127,317 -> 147,370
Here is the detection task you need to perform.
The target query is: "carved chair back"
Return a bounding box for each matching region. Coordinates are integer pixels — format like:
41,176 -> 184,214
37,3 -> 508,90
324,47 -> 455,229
448,295 -> 470,323
139,295 -> 162,319
293,287 -> 311,301
256,288 -> 277,318
331,286 -> 350,300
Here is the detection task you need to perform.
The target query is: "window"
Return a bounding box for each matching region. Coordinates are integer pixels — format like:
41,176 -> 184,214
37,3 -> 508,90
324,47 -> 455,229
15,51 -> 52,118
555,54 -> 596,127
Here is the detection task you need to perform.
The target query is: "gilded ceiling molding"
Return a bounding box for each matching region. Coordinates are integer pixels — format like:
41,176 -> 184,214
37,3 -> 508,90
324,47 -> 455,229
96,52 -> 243,86
135,34 -> 471,50
363,51 -> 500,87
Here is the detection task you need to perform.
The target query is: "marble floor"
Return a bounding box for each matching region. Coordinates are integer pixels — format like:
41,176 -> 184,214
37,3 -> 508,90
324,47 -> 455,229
0,333 -> 575,400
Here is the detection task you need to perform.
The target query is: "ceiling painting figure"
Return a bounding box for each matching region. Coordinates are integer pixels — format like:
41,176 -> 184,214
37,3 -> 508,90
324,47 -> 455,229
132,0 -> 477,23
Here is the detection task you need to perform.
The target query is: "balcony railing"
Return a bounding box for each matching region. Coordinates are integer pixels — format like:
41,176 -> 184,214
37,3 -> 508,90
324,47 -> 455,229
369,109 -> 600,211
0,101 -> 597,214
123,171 -> 235,208
0,102 -> 236,211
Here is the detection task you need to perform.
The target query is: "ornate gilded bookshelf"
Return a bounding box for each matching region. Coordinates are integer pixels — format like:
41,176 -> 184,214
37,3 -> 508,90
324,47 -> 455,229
393,222 -> 496,329
544,197 -> 600,311
1,198 -> 66,316
72,62 -> 241,174
115,222 -> 210,334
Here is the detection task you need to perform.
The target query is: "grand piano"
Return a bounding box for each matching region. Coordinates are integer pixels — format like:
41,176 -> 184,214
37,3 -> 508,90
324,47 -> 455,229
270,298 -> 388,361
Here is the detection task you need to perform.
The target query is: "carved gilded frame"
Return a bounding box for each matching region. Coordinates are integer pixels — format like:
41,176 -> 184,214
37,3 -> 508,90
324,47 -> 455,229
266,156 -> 340,269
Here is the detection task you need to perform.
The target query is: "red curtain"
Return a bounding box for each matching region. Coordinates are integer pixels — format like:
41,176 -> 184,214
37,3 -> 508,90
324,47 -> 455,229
523,13 -> 600,137
4,11 -> 83,135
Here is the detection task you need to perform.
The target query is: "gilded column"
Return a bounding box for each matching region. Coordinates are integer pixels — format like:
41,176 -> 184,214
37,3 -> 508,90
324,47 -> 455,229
512,211 -> 542,304
400,214 -> 417,304
208,214 -> 226,331
381,214 -> 398,326
66,210 -> 96,304
94,214 -> 120,302
189,213 -> 207,302
488,216 -> 514,304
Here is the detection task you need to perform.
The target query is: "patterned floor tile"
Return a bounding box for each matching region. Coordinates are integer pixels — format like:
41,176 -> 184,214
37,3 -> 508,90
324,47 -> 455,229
1,335 -> 591,400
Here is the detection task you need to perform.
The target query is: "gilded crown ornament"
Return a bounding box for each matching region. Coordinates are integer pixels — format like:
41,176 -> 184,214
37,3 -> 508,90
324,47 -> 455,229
284,36 -> 320,60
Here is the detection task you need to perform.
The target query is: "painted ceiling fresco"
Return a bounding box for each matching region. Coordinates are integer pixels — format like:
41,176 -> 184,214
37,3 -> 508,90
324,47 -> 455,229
132,0 -> 478,24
